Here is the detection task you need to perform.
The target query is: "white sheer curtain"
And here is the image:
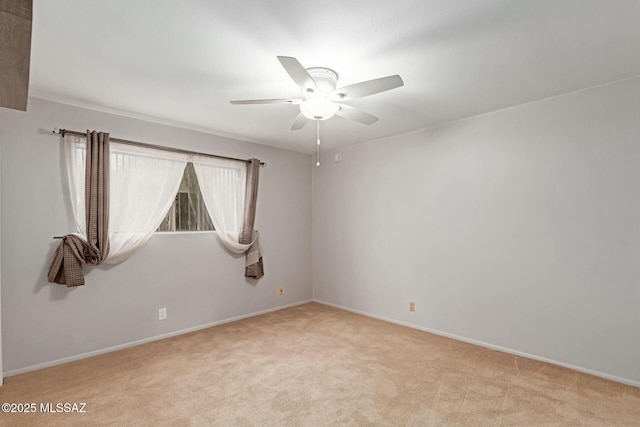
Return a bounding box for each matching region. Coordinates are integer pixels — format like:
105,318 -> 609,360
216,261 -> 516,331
65,135 -> 187,264
192,156 -> 253,253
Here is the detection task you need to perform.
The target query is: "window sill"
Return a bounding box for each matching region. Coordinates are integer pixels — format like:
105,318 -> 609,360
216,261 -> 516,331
154,230 -> 216,236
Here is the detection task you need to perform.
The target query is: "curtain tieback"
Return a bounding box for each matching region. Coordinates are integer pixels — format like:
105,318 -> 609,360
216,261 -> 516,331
48,234 -> 104,287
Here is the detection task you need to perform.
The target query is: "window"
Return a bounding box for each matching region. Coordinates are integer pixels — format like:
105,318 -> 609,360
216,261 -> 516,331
157,162 -> 214,232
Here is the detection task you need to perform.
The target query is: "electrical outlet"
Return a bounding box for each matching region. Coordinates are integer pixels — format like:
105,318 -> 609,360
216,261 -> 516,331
409,302 -> 416,312
158,307 -> 167,320
278,287 -> 284,296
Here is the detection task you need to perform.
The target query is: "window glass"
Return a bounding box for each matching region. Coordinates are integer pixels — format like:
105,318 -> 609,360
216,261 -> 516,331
157,162 -> 214,232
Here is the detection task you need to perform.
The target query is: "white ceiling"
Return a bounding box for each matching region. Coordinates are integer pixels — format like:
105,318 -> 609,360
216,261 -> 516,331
30,0 -> 640,154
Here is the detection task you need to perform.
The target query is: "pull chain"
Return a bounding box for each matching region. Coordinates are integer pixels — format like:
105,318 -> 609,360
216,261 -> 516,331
316,120 -> 321,167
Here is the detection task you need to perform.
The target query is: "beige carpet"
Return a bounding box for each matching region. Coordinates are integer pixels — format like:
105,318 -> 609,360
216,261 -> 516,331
1,302 -> 639,426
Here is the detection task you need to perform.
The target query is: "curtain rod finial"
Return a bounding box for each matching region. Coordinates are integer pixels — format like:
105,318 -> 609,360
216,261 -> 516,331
53,127 -> 60,134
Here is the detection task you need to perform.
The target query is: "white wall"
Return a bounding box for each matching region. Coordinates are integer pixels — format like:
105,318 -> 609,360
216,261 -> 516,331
313,76 -> 640,386
0,98 -> 312,375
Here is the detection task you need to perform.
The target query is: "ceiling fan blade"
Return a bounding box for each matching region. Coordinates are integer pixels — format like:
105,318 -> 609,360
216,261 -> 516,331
336,104 -> 379,125
230,99 -> 301,105
333,75 -> 404,101
290,113 -> 309,130
277,56 -> 319,96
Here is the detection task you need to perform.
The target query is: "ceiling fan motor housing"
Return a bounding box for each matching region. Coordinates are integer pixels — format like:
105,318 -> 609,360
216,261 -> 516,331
306,67 -> 338,96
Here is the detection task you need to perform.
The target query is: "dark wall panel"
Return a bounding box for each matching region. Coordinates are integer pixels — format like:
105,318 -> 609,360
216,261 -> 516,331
0,0 -> 32,111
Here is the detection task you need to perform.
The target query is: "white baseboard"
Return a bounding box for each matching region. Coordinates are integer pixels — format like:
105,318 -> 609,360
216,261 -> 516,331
313,299 -> 640,389
4,300 -> 312,378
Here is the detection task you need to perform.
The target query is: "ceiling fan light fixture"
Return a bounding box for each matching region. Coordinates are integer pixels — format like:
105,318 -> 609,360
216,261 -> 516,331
300,96 -> 339,120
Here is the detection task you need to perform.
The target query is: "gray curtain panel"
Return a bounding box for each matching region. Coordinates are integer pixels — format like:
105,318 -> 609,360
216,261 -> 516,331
48,130 -> 110,287
240,158 -> 264,279
84,130 -> 110,259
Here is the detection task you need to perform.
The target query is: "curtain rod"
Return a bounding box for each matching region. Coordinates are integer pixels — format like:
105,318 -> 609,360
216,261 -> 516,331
52,128 -> 265,166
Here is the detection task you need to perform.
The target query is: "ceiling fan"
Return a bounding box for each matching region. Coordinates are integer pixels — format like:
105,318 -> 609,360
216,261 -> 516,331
230,56 -> 404,130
